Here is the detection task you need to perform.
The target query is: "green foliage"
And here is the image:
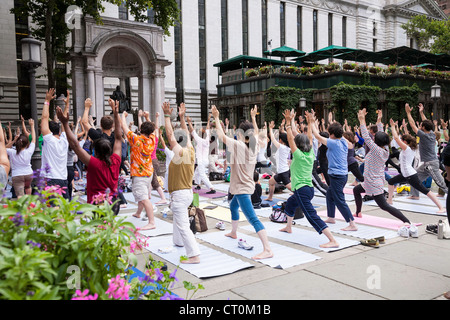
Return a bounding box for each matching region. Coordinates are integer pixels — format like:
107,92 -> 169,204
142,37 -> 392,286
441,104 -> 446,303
263,87 -> 315,126
0,189 -> 137,300
329,82 -> 381,127
384,83 -> 422,124
402,15 -> 450,55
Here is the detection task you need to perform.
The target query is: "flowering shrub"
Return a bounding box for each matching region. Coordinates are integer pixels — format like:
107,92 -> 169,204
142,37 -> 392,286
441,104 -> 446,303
0,169 -> 203,300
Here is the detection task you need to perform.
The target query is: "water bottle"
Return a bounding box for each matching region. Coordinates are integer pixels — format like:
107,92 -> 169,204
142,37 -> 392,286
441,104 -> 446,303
163,211 -> 167,219
438,220 -> 444,239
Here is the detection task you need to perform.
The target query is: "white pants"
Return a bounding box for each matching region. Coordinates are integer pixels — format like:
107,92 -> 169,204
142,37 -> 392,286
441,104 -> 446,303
170,189 -> 201,258
194,161 -> 213,189
208,154 -> 219,173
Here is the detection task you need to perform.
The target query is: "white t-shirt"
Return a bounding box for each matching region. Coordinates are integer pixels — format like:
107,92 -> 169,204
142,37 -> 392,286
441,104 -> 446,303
275,144 -> 290,173
192,130 -> 210,164
41,133 -> 69,180
400,146 -> 416,177
7,143 -> 35,177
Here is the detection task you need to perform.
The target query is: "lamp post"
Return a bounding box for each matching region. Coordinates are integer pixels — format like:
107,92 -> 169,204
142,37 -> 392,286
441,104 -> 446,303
299,97 -> 306,117
431,80 -> 441,120
21,36 -> 42,170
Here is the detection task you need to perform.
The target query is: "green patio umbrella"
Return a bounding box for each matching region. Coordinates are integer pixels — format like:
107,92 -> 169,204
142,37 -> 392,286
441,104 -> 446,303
333,49 -> 385,64
264,45 -> 306,61
294,45 -> 358,63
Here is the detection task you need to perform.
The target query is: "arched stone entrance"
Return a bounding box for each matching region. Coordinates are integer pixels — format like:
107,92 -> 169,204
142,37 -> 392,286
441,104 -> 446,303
70,16 -> 170,121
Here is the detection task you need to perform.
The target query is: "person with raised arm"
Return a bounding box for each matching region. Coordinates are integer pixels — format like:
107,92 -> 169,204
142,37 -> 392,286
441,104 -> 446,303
187,114 -> 216,194
212,104 -> 273,260
310,110 -> 357,231
386,119 -> 445,213
162,101 -> 201,264
120,109 -> 157,230
405,103 -> 448,199
56,99 -> 122,212
6,118 -> 36,197
352,109 -> 415,236
40,88 -> 69,198
0,119 -> 10,190
282,109 -> 339,248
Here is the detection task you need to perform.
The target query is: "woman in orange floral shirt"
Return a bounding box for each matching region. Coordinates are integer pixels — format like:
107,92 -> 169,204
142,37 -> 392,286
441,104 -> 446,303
121,111 -> 157,230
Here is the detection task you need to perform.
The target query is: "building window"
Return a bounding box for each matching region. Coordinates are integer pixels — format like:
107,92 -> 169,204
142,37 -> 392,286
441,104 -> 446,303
342,16 -> 347,47
297,6 -> 302,51
280,2 -> 285,47
221,0 -> 228,61
242,0 -> 248,55
373,21 -> 377,37
174,0 -> 184,105
313,10 -> 318,51
328,13 -> 333,46
373,38 -> 377,52
262,0 -> 268,54
118,2 -> 128,20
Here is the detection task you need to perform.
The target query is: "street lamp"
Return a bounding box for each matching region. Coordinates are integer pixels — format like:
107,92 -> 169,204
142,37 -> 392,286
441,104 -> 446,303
299,97 -> 307,117
431,80 -> 441,119
21,36 -> 42,170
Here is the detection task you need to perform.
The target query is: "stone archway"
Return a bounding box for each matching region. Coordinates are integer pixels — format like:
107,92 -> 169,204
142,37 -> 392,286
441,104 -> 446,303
70,17 -> 170,122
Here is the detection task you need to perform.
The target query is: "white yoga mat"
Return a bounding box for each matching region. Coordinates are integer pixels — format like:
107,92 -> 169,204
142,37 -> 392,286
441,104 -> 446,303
363,200 -> 447,216
122,216 -> 174,237
314,189 -> 355,202
211,183 -> 230,192
196,231 -> 321,269
242,222 -> 360,253
143,235 -> 254,279
393,194 -> 446,208
294,216 -> 399,240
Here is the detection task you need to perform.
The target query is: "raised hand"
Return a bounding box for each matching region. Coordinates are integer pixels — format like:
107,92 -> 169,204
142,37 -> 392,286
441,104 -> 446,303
405,103 -> 413,114
162,101 -> 173,116
56,106 -> 69,124
211,105 -> 219,119
178,102 -> 186,118
45,88 -> 56,101
250,105 -> 258,118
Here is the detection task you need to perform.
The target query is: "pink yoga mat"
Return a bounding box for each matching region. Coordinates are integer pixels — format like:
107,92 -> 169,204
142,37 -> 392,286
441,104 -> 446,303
316,210 -> 422,230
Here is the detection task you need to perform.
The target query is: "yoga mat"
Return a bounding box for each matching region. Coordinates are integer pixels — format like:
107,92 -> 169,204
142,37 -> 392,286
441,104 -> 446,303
393,195 -> 446,208
314,189 -> 354,202
209,200 -> 273,218
196,231 -> 321,269
123,216 -> 174,237
199,203 -> 246,222
316,209 -> 422,230
363,200 -> 446,216
143,235 -> 254,279
243,223 -> 360,253
294,214 -> 399,240
193,188 -> 228,199
211,183 -> 231,192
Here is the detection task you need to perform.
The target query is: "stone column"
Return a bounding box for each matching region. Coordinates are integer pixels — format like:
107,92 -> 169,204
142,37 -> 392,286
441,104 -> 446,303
86,66 -> 96,116
94,68 -> 104,122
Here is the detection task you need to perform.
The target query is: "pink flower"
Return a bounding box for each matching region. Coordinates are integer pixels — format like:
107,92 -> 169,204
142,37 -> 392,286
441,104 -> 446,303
71,289 -> 98,300
105,275 -> 131,300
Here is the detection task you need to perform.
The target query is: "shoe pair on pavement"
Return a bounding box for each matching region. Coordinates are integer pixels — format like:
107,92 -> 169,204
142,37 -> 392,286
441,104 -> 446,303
398,224 -> 418,238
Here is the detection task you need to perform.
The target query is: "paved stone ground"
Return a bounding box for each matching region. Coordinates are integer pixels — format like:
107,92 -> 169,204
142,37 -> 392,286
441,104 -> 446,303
113,176 -> 450,301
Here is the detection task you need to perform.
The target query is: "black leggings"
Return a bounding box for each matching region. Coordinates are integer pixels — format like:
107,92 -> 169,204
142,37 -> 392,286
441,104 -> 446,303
353,184 -> 410,223
388,173 -> 430,195
348,162 -> 364,182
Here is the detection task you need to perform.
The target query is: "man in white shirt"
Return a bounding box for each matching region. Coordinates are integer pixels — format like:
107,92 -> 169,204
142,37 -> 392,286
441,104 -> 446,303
187,116 -> 216,194
40,88 -> 69,199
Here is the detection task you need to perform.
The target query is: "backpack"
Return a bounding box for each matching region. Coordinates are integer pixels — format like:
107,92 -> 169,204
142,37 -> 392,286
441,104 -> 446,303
188,206 -> 208,233
209,172 -> 223,181
269,201 -> 304,223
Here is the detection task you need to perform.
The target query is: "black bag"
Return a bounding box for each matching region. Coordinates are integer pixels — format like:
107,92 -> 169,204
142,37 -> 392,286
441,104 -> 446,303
209,172 -> 223,181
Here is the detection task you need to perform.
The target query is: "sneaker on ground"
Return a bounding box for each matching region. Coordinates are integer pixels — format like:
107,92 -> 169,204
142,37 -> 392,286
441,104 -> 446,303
238,239 -> 253,250
409,224 -> 418,238
215,221 -> 225,231
425,224 -> 438,235
397,225 -> 410,238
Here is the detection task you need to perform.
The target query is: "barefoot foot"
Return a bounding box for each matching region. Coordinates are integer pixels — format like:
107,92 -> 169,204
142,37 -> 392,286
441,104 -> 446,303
181,255 -> 200,264
252,250 -> 274,260
140,223 -> 156,231
225,232 -> 237,239
279,226 -> 292,233
324,218 -> 336,224
319,241 -> 340,248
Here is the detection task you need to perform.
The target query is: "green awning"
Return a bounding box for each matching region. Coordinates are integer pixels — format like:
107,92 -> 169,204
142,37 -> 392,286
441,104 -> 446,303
263,45 -> 306,58
334,49 -> 386,64
294,45 -> 358,62
213,55 -> 293,75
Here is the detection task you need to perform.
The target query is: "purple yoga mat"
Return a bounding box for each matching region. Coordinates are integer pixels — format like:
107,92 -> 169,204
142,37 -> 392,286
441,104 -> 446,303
192,188 -> 228,198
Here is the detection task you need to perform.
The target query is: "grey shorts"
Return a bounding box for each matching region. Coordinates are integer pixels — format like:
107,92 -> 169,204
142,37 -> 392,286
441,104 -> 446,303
0,166 -> 7,190
132,176 -> 153,202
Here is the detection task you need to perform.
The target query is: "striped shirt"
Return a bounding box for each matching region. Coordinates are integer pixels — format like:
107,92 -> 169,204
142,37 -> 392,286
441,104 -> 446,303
361,123 -> 388,196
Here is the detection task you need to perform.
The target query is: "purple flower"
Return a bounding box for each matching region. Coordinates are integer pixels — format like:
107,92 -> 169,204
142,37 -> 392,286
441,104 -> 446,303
169,269 -> 178,282
27,240 -> 41,248
160,292 -> 183,300
12,212 -> 24,227
154,268 -> 164,282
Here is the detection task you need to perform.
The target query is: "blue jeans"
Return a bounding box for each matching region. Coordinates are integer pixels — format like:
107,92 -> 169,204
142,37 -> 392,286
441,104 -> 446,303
285,186 -> 328,234
230,194 -> 265,233
326,174 -> 354,222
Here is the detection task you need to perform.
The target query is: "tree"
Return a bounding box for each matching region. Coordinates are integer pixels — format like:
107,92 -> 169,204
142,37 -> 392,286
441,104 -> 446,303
11,0 -> 179,115
402,15 -> 450,55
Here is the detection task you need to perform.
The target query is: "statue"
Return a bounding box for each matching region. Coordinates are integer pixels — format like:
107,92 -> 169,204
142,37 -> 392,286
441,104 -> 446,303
110,86 -> 129,113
